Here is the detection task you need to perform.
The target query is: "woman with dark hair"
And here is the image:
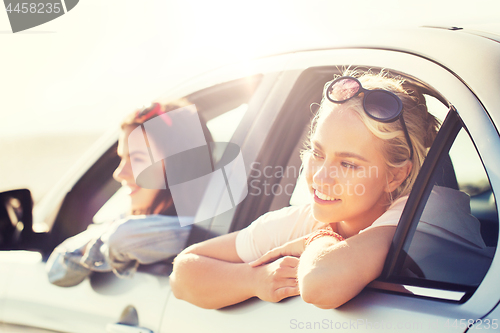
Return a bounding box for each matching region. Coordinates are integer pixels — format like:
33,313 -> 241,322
47,100 -> 211,287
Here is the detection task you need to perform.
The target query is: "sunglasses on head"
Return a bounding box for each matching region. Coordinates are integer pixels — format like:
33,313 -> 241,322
325,76 -> 413,161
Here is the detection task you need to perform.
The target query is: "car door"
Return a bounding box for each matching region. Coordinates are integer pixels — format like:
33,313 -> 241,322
159,38 -> 500,332
0,70 -> 272,332
0,139 -> 174,332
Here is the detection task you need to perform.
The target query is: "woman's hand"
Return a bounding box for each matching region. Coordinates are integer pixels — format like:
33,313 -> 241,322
249,237 -> 306,267
253,256 -> 300,303
248,237 -> 307,302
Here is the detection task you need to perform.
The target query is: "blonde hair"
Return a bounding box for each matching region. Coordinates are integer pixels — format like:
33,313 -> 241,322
307,69 -> 440,201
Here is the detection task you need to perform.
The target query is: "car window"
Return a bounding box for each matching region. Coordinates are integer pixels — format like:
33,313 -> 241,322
91,76 -> 262,225
229,68 -> 498,303
390,125 -> 498,291
258,75 -> 498,301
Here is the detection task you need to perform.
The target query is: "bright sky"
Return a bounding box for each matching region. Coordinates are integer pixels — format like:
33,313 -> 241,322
1,0 -> 499,138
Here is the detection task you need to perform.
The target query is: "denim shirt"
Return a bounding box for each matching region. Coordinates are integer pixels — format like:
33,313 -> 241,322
46,215 -> 192,287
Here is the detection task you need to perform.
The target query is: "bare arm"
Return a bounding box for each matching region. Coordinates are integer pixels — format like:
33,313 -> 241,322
170,232 -> 300,309
298,226 -> 396,309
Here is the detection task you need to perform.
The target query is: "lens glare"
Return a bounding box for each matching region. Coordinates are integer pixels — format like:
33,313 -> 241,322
364,91 -> 400,120
328,78 -> 360,102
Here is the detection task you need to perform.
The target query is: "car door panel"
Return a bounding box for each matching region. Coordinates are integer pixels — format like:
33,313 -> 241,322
160,290 -> 477,333
0,251 -> 170,333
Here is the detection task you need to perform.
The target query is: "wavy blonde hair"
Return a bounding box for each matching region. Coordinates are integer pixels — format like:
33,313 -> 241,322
306,69 -> 440,202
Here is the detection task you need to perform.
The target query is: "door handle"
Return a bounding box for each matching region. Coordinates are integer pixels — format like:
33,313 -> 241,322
106,323 -> 153,333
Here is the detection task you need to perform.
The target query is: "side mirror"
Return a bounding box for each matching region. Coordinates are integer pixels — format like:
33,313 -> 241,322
0,189 -> 33,249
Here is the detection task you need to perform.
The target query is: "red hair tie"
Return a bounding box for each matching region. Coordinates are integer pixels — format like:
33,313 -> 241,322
136,102 -> 172,126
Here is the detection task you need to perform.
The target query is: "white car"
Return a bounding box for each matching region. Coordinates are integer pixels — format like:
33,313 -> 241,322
0,24 -> 499,332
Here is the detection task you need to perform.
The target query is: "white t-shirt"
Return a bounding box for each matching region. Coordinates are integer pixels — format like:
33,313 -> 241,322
235,205 -> 325,263
235,186 -> 486,263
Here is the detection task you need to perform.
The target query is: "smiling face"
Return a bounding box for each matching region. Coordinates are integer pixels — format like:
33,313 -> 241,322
304,105 -> 393,237
113,126 -> 161,214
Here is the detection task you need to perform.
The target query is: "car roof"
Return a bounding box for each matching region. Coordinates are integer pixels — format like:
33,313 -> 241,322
160,25 -> 500,133
290,24 -> 500,128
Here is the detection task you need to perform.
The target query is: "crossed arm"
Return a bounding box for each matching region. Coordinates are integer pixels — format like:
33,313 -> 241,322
170,226 -> 396,309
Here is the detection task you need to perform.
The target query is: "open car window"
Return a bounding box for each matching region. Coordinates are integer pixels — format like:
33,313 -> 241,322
49,75 -> 263,255
232,66 -> 458,231
233,66 -> 499,303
